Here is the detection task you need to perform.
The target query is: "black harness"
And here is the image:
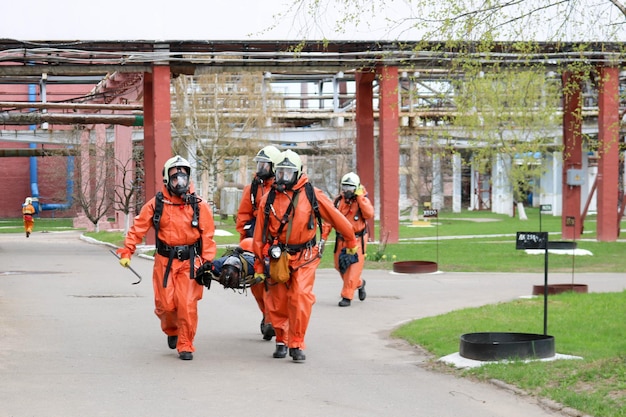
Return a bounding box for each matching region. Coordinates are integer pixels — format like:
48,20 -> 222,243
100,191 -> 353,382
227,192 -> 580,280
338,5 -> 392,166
261,182 -> 322,251
153,191 -> 202,287
333,195 -> 367,254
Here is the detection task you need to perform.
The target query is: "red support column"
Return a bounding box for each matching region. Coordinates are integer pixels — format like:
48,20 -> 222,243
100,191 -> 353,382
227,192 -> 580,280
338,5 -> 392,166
377,65 -> 399,243
596,65 -> 620,242
356,70 -> 376,241
561,71 -> 583,240
143,65 -> 172,244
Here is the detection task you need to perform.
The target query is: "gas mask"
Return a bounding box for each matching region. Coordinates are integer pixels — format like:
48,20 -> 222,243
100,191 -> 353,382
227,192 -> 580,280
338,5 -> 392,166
168,169 -> 189,196
275,167 -> 298,192
256,161 -> 273,180
342,184 -> 356,201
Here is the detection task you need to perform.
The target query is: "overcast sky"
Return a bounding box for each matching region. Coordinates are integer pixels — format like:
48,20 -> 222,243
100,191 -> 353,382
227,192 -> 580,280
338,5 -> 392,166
0,0 -> 411,41
1,0 -> 624,42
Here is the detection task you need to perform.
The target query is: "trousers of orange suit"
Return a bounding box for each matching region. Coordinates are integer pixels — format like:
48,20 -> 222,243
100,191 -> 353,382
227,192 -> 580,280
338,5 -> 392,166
333,237 -> 366,300
264,254 -> 320,350
152,254 -> 203,353
23,218 -> 34,234
250,282 -> 267,318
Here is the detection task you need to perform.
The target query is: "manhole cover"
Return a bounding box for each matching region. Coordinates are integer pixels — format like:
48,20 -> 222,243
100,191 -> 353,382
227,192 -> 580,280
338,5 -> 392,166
459,332 -> 555,361
392,261 -> 438,274
532,284 -> 588,295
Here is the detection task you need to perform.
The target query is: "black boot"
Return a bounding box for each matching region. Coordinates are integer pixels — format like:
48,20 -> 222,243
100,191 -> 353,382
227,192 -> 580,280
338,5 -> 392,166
167,335 -> 178,349
260,316 -> 265,335
273,343 -> 288,358
338,298 -> 351,307
262,323 -> 275,341
358,279 -> 367,301
179,351 -> 193,360
289,347 -> 306,361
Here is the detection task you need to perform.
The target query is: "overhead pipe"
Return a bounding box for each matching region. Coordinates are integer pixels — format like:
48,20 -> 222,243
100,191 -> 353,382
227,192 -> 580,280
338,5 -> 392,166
0,148 -> 78,157
1,112 -> 144,126
0,101 -> 142,111
28,82 -> 39,214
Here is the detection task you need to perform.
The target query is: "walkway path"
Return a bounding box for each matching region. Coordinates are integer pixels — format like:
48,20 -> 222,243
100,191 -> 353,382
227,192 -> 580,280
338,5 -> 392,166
2,230 -> 624,416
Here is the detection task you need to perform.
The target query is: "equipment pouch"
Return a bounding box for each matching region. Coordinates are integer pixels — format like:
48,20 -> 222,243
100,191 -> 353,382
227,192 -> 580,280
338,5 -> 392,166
269,251 -> 291,283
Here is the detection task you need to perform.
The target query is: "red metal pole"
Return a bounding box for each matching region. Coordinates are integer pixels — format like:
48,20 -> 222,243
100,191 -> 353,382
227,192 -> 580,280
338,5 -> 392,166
142,65 -> 172,244
561,71 -> 583,240
596,65 -> 620,242
356,70 -> 376,241
377,65 -> 399,243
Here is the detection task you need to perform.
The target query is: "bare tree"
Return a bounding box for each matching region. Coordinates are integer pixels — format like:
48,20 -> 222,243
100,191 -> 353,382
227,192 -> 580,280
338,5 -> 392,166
306,128 -> 356,197
112,146 -> 143,235
74,130 -> 115,232
171,72 -> 277,207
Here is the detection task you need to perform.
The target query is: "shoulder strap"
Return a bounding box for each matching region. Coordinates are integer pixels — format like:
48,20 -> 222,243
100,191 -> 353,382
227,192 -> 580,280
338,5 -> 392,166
262,188 -> 277,243
304,182 -> 323,236
153,192 -> 201,242
153,192 -> 164,243
250,178 -> 260,211
333,195 -> 341,208
189,192 -> 200,229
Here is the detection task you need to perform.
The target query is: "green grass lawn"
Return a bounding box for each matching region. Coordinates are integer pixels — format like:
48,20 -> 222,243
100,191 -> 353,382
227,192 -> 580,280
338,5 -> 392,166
3,208 -> 625,416
73,207 -> 626,273
394,291 -> 626,417
0,217 -> 75,233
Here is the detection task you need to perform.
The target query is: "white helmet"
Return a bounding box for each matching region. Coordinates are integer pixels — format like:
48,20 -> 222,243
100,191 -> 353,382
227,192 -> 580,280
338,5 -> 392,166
341,172 -> 360,199
341,172 -> 360,188
24,197 -> 32,205
162,155 -> 191,196
253,145 -> 281,180
274,150 -> 302,191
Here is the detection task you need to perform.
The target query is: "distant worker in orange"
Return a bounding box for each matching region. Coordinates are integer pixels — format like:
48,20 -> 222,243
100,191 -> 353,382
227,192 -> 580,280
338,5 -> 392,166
236,145 -> 282,341
251,150 -> 358,362
322,172 -> 374,307
116,155 -> 217,361
22,197 -> 35,238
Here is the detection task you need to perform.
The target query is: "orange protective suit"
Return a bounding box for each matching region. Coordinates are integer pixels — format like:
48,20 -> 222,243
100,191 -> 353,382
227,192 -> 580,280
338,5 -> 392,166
322,186 -> 374,300
236,176 -> 275,318
120,184 -> 216,354
22,200 -> 35,237
252,174 -> 357,350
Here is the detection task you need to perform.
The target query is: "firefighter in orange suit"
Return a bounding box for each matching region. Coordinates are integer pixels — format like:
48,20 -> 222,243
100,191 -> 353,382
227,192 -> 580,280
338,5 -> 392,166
236,145 -> 281,341
251,150 -> 358,362
22,197 -> 35,238
117,155 -> 217,361
322,172 -> 374,307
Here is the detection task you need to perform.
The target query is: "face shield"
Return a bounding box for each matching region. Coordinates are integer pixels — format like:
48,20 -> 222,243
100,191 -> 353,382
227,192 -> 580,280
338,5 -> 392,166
275,166 -> 298,190
168,167 -> 190,196
256,161 -> 273,180
341,184 -> 357,200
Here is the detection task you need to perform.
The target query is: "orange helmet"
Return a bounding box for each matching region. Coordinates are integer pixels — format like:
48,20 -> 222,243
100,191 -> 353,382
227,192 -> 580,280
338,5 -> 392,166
239,237 -> 253,253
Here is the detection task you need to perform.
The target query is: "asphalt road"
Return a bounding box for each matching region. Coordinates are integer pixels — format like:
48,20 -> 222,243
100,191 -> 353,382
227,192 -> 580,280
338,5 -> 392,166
2,230 -> 624,417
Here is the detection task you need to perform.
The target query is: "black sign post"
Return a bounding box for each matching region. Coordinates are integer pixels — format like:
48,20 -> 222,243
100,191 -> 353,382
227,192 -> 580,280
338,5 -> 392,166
424,208 -> 439,265
516,231 -> 549,335
539,204 -> 552,232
